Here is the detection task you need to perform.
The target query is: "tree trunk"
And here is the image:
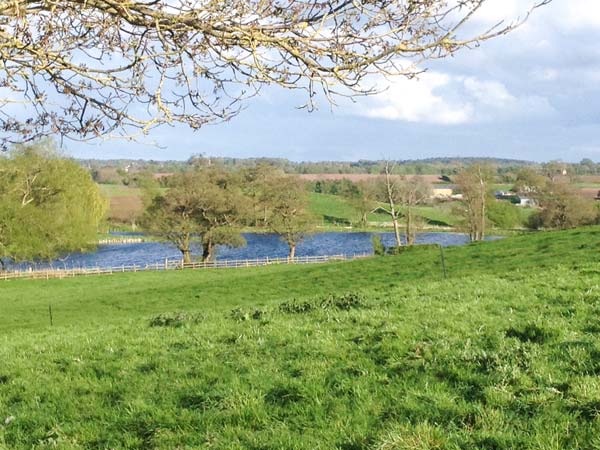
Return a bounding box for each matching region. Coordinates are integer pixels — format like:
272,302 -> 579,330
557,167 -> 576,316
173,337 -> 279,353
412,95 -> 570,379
385,162 -> 403,247
392,216 -> 402,247
480,176 -> 486,241
181,248 -> 192,265
405,207 -> 413,246
289,243 -> 296,259
202,240 -> 215,262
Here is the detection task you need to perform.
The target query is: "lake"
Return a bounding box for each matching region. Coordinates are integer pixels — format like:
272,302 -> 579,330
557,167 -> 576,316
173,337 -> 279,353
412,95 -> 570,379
9,232 -> 499,271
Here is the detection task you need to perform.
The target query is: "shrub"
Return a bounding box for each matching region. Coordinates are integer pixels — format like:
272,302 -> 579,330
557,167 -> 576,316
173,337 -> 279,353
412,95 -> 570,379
279,292 -> 366,314
320,292 -> 366,310
149,312 -> 202,327
487,200 -> 524,229
372,235 -> 386,256
279,300 -> 316,314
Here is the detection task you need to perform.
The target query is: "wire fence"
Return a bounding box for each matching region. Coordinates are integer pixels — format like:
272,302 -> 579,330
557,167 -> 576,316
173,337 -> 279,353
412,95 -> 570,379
1,253 -> 371,281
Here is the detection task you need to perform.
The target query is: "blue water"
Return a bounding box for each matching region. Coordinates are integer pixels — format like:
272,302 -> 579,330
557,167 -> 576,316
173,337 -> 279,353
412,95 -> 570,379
9,232 -> 498,270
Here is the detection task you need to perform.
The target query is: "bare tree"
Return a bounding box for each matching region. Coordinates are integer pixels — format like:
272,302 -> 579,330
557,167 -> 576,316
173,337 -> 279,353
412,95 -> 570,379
455,164 -> 493,241
378,163 -> 432,247
0,0 -> 550,146
380,161 -> 403,247
398,177 -> 432,246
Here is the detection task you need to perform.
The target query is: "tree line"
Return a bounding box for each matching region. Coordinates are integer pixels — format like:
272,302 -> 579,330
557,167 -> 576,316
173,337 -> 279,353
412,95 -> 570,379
87,156 -> 600,185
140,164 -> 312,263
455,165 -> 600,241
1,143 -> 598,268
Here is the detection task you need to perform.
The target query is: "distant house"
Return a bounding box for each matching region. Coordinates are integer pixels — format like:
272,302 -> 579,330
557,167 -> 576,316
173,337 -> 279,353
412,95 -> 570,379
517,198 -> 536,207
431,188 -> 453,199
495,191 -> 520,204
495,191 -> 536,207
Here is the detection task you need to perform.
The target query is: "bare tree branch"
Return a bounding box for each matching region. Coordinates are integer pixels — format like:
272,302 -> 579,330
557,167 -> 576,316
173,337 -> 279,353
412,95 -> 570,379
0,0 -> 551,146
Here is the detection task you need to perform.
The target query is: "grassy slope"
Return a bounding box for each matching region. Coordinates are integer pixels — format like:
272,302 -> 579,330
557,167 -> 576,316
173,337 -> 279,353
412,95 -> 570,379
2,227 -> 599,332
1,227 -> 600,449
308,192 -> 461,227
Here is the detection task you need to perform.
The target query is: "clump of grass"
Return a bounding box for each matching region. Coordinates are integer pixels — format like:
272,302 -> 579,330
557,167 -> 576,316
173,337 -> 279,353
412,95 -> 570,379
372,423 -> 446,450
148,312 -> 202,327
321,292 -> 366,310
280,292 -> 366,314
505,323 -> 557,344
229,307 -> 267,322
265,383 -> 304,406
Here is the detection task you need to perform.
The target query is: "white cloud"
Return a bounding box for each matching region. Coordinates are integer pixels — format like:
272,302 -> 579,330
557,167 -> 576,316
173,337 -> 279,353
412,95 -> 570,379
557,0 -> 600,30
469,0 -> 600,32
350,72 -> 555,125
358,73 -> 473,125
463,78 -> 516,108
470,0 -> 528,25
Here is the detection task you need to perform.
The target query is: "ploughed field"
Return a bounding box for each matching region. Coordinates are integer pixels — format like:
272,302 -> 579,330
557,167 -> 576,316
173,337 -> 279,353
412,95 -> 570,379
0,227 -> 599,449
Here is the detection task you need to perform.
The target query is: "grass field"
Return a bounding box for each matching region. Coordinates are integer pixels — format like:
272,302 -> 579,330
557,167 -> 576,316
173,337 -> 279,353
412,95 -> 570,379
98,185 -> 144,198
1,227 -> 600,448
308,193 -> 462,228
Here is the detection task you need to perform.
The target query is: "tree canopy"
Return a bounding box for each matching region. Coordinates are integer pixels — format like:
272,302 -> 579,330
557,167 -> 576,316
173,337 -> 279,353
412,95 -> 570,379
0,0 -> 549,146
0,141 -> 106,266
141,166 -> 247,263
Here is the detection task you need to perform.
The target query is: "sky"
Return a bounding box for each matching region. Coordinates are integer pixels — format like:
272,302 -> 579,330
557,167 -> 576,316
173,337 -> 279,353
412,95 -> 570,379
71,0 -> 600,163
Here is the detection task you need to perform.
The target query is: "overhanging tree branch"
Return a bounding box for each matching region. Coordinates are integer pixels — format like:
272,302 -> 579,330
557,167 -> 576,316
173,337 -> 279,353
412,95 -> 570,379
0,0 -> 551,146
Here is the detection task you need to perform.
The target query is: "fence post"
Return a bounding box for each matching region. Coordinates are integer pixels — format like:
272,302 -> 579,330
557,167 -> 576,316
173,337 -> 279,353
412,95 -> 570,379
439,244 -> 448,279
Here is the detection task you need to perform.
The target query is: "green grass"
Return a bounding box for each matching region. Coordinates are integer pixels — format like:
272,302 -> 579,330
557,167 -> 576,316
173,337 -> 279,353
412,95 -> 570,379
308,192 -> 362,225
2,227 -> 600,449
412,203 -> 460,227
98,184 -> 144,198
308,193 -> 461,228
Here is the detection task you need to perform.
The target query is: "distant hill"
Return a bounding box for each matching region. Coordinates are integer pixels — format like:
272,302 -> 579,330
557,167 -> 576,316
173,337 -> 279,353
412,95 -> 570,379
79,156 -> 542,176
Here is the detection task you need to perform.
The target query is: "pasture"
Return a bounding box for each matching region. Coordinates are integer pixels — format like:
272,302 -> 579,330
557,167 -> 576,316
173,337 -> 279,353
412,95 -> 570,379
0,227 -> 599,448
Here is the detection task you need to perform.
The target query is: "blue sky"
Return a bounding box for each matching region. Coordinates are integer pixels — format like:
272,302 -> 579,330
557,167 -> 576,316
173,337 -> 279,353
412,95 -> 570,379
72,0 -> 600,162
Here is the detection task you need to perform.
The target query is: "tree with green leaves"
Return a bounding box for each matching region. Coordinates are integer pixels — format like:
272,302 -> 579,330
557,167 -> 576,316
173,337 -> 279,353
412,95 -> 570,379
262,174 -> 313,258
141,167 -> 247,263
528,181 -> 597,230
345,180 -> 378,229
241,164 -> 285,229
141,175 -> 201,265
0,141 -> 106,268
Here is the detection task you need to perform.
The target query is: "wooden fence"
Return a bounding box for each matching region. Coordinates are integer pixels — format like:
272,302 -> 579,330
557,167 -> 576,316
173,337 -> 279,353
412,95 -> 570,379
1,253 -> 370,281
97,237 -> 145,245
